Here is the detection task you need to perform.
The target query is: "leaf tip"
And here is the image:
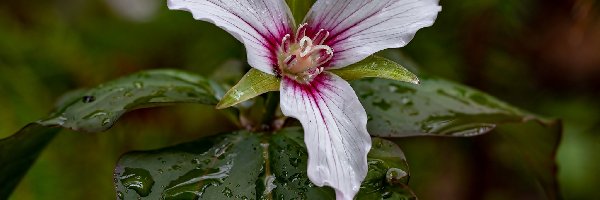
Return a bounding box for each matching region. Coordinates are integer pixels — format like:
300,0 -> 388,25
215,101 -> 231,109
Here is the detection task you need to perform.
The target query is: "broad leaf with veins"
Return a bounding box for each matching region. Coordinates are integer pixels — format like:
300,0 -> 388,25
114,128 -> 414,200
0,69 -> 220,199
353,77 -> 538,137
39,69 -> 220,132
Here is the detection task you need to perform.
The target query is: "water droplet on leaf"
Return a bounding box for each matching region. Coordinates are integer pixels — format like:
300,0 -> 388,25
385,168 -> 407,185
222,187 -> 233,197
82,95 -> 96,103
373,99 -> 392,111
382,191 -> 393,199
83,110 -> 108,120
289,157 -> 300,167
134,81 -> 144,89
163,164 -> 232,199
263,175 -> 277,196
119,167 -> 155,197
102,118 -> 111,126
401,98 -> 412,105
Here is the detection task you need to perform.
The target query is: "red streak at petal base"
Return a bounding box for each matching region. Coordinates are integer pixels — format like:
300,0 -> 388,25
283,73 -> 335,103
283,73 -> 333,126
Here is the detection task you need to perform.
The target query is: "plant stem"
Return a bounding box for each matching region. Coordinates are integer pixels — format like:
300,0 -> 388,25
261,92 -> 280,127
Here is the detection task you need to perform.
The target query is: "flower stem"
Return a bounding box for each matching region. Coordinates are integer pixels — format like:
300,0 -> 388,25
261,92 -> 280,127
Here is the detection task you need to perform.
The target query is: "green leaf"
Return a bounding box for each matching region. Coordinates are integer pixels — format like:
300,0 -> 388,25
114,127 -> 414,200
0,124 -> 60,200
39,69 -> 219,133
394,120 -> 561,199
0,84 -> 84,199
330,56 -> 419,84
491,120 -> 561,199
356,138 -> 415,200
0,69 -> 221,199
286,0 -> 316,23
353,77 -> 539,137
217,69 -> 280,109
353,77 -> 561,199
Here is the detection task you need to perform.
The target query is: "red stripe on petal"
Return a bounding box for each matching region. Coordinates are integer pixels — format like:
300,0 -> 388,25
280,72 -> 371,200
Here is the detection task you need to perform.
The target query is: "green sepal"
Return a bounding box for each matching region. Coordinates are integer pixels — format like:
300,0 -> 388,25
216,69 -> 280,109
217,56 -> 419,109
330,56 -> 420,84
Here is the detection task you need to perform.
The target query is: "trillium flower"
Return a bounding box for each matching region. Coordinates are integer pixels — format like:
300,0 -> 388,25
168,0 -> 440,199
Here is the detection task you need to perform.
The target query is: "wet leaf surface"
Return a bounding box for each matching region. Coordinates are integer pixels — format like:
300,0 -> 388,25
490,120 -> 562,199
1,69 -> 562,200
353,77 -> 542,137
353,77 -> 561,199
114,127 -> 415,200
0,124 -> 60,199
352,78 -> 562,199
0,69 -> 220,199
394,120 -> 561,199
39,69 -> 219,132
356,138 -> 415,200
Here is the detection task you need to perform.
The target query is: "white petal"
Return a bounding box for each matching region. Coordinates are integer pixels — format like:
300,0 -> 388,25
280,72 -> 371,200
304,0 -> 441,69
168,0 -> 295,74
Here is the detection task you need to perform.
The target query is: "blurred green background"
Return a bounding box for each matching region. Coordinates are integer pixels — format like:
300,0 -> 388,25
0,0 -> 598,199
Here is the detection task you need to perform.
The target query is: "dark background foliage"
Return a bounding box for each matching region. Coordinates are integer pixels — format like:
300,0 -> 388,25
0,0 -> 598,199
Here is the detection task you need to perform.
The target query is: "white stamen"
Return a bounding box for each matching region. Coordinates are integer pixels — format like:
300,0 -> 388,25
311,45 -> 334,66
313,29 -> 329,45
284,54 -> 297,66
299,36 -> 313,57
317,67 -> 324,74
296,23 -> 308,42
280,34 -> 291,53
